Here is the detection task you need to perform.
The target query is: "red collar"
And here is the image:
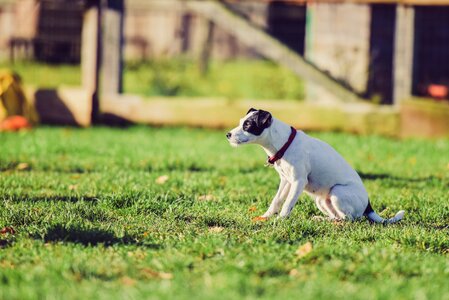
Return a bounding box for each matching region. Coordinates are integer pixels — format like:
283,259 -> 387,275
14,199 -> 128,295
266,127 -> 297,165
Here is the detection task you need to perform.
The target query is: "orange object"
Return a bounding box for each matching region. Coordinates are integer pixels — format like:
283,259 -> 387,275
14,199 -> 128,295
0,226 -> 15,235
252,216 -> 268,222
427,84 -> 448,99
0,115 -> 31,132
248,206 -> 257,212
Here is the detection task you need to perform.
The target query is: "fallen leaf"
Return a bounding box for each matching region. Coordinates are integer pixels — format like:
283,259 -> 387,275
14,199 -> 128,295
158,272 -> 173,280
0,261 -> 15,269
218,176 -> 227,186
155,175 -> 169,185
141,268 -> 173,280
289,269 -> 299,277
121,276 -> 136,286
248,206 -> 257,212
295,242 -> 313,259
198,194 -> 214,201
0,227 -> 15,235
16,163 -> 29,171
408,157 -> 417,165
208,226 -> 224,233
72,272 -> 83,282
68,184 -> 78,191
252,216 -> 268,222
127,249 -> 146,260
142,231 -> 149,237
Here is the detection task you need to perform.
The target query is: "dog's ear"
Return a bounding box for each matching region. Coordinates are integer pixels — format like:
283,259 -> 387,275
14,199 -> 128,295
247,108 -> 257,114
257,110 -> 272,128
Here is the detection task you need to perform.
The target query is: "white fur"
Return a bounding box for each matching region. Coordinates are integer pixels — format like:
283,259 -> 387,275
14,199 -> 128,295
228,112 -> 405,223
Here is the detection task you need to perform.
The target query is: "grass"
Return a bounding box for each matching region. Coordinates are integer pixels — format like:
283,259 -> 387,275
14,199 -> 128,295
0,59 -> 305,100
0,126 -> 448,300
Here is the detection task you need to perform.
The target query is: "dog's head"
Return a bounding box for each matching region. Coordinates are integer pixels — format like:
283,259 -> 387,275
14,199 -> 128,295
226,108 -> 273,147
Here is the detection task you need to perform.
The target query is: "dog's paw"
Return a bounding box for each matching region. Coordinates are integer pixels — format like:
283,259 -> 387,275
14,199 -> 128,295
277,212 -> 291,219
252,216 -> 268,222
261,211 -> 274,218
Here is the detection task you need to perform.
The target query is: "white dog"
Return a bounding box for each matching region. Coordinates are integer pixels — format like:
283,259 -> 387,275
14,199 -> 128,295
226,108 -> 405,223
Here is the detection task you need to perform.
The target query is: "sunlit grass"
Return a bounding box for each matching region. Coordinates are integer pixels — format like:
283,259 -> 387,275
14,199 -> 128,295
0,126 -> 448,299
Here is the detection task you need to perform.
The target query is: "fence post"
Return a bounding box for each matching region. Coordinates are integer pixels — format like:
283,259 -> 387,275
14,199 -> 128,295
199,20 -> 215,75
393,4 -> 415,106
81,0 -> 101,123
101,0 -> 124,95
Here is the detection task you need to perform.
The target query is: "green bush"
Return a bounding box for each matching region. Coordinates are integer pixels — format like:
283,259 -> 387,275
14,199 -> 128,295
1,59 -> 305,100
125,58 -> 305,100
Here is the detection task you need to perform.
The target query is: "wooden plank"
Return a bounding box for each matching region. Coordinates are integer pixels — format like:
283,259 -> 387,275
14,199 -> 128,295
101,95 -> 399,136
227,0 -> 449,5
126,0 -> 449,8
393,4 -> 414,105
400,98 -> 449,138
126,0 -> 185,11
184,0 -> 360,102
300,0 -> 449,4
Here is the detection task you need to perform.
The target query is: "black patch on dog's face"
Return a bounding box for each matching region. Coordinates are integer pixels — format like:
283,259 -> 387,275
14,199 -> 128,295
247,108 -> 258,114
242,109 -> 272,136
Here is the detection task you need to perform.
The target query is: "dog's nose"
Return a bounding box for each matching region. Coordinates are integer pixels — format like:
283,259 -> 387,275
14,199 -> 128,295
226,132 -> 232,139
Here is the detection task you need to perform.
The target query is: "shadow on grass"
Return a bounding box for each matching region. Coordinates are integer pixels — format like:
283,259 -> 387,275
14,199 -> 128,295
34,224 -> 162,248
203,215 -> 243,229
358,171 -> 448,186
147,162 -> 212,173
100,113 -> 134,127
5,194 -> 99,203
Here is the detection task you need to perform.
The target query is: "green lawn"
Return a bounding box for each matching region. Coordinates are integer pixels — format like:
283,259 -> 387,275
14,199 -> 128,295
0,126 -> 448,300
0,59 -> 305,100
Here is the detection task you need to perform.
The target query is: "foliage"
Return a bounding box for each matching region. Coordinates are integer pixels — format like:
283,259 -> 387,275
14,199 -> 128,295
124,58 -> 305,100
0,126 -> 448,299
0,59 -> 305,100
0,61 -> 80,89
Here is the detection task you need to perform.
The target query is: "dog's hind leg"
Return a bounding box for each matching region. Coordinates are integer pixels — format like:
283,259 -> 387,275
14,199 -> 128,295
314,197 -> 329,216
328,184 -> 368,220
327,197 -> 349,220
262,177 -> 290,218
314,197 -> 339,220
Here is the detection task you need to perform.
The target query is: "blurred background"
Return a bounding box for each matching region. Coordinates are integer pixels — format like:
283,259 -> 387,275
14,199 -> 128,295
0,0 -> 448,138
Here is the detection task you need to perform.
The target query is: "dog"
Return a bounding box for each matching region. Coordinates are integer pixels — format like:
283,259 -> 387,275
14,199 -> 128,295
226,108 -> 405,223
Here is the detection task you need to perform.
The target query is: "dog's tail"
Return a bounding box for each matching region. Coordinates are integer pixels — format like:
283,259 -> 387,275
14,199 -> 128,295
364,200 -> 405,224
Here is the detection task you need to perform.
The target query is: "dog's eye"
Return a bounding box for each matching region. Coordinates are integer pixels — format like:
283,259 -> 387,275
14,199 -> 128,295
243,120 -> 251,130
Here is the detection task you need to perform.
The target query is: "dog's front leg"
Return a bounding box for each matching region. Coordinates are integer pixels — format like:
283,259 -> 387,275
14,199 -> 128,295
261,177 -> 290,218
278,178 -> 307,218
